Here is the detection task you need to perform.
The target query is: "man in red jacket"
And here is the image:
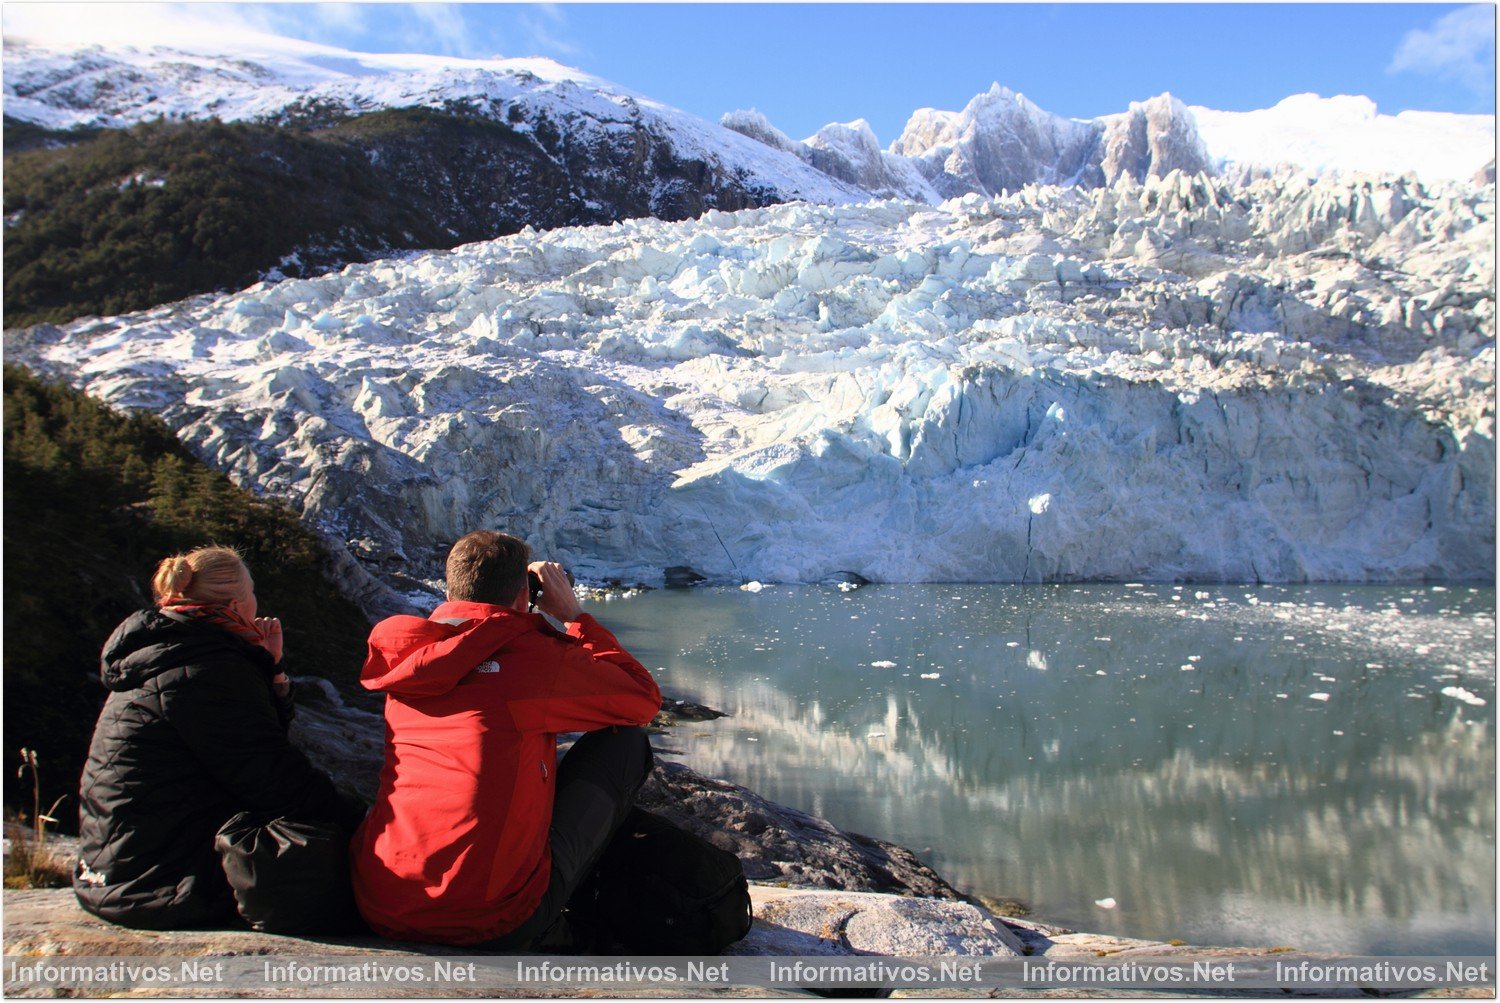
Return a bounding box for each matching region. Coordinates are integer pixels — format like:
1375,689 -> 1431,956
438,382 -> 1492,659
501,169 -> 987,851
350,531 -> 661,947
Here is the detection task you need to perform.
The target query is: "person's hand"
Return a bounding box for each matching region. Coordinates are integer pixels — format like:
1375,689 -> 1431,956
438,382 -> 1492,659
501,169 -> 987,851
528,561 -> 583,623
256,616 -> 284,664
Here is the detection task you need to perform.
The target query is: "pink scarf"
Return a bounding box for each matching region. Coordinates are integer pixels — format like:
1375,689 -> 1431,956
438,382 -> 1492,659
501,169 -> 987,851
161,602 -> 275,658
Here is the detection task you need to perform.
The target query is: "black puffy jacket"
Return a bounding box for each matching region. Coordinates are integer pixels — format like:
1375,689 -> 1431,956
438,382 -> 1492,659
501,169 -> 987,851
74,610 -> 365,929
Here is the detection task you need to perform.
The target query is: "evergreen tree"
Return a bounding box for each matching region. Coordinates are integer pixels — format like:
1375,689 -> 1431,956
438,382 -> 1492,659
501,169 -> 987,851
2,365 -> 373,822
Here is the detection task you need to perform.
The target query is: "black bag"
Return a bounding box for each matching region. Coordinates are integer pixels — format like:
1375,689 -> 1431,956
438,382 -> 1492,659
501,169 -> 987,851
214,812 -> 363,935
569,808 -> 753,954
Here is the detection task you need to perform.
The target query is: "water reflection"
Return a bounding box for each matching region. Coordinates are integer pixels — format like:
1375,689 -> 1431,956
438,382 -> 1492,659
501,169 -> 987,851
595,584 -> 1495,954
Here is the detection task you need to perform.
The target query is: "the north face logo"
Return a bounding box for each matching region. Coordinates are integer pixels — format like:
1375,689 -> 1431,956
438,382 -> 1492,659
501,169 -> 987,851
474,660 -> 501,674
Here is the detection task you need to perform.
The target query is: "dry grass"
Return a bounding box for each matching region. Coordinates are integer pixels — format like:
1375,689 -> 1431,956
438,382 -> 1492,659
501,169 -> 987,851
3,828 -> 73,889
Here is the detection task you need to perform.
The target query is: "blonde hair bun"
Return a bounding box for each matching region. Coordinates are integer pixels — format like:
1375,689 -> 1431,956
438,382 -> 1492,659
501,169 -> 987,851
152,546 -> 248,606
159,557 -> 194,595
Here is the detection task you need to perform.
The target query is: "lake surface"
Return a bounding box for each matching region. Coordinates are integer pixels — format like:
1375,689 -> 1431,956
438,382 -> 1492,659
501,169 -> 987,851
590,583 -> 1495,955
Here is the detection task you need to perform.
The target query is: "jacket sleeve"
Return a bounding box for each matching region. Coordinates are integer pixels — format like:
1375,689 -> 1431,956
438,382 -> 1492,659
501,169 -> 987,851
504,613 -> 663,734
158,660 -> 358,828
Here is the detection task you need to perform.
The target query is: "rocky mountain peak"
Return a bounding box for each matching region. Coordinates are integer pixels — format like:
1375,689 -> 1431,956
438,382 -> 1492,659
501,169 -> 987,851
719,108 -> 801,155
1098,92 -> 1215,185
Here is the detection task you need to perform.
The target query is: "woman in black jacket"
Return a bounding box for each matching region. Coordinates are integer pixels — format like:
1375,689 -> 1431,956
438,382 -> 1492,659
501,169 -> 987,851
74,545 -> 365,929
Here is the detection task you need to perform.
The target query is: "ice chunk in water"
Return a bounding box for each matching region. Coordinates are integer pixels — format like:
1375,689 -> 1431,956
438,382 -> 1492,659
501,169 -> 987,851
1441,686 -> 1487,707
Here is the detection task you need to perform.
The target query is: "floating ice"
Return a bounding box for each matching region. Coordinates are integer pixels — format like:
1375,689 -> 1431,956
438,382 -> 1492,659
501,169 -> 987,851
1441,686 -> 1488,707
920,672 -> 941,680
1309,693 -> 1332,702
741,581 -> 766,593
870,660 -> 898,668
1094,897 -> 1118,910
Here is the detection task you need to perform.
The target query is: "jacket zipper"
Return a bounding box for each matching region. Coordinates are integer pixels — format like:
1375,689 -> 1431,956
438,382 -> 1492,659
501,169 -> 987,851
540,760 -> 549,782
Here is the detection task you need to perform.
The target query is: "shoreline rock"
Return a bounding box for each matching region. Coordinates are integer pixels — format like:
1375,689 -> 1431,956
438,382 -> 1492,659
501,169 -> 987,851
8,886 -> 1478,999
637,760 -> 964,901
13,687 -> 1485,998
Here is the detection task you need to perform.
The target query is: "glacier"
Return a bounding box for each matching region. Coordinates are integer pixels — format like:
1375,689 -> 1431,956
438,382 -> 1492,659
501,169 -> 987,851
8,170 -> 1495,601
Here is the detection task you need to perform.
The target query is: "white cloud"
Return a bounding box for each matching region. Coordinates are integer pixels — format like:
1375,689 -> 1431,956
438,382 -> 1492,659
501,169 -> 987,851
0,2 -> 476,57
407,4 -> 483,59
0,1 -> 576,65
2,3 -> 269,49
518,4 -> 583,60
1388,4 -> 1497,95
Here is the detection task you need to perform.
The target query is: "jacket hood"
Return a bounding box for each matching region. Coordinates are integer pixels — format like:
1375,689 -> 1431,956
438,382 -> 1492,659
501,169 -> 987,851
361,601 -> 555,698
100,609 -> 274,691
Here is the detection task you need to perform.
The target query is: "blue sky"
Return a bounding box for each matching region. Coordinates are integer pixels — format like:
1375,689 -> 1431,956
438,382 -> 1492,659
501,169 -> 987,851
6,3 -> 1495,141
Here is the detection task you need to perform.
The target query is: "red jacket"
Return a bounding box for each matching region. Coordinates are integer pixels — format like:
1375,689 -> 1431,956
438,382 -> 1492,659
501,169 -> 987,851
348,601 -> 661,944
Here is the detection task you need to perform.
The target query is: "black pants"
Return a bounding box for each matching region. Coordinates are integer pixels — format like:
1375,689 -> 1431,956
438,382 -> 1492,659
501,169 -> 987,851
482,726 -> 653,951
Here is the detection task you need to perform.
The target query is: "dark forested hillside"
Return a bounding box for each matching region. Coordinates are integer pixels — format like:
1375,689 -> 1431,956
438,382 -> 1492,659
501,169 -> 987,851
2,364 -> 373,825
3,106 -> 788,327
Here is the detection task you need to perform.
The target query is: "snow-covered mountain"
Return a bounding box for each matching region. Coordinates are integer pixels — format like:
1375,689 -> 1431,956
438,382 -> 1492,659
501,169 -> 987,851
726,87 -> 1493,198
5,34 -> 868,328
7,34 -> 1493,196
10,171 -> 1493,602
1,36 -> 864,206
1191,93 -> 1498,185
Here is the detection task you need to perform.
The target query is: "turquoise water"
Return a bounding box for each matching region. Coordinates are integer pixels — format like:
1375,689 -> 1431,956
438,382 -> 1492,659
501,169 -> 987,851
590,583 -> 1496,955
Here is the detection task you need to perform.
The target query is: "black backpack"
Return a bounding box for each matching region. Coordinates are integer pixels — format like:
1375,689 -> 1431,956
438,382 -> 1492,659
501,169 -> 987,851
214,812 -> 364,935
569,808 -> 753,954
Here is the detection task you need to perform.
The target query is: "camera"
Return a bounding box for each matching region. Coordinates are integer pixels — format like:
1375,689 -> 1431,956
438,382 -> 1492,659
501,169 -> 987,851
528,567 -> 576,608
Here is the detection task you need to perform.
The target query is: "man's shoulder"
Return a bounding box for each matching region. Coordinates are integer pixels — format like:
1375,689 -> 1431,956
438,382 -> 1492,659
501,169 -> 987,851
429,599 -> 510,622
427,601 -> 576,642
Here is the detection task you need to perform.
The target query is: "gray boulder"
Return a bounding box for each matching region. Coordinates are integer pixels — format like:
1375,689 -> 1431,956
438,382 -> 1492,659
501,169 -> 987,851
638,760 -> 966,900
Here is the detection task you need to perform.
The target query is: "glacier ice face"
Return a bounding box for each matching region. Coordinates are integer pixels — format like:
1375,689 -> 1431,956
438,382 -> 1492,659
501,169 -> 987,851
9,172 -> 1494,596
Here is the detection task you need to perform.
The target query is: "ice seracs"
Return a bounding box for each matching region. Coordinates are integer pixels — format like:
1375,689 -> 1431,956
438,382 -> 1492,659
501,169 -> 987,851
8,169 -> 1494,599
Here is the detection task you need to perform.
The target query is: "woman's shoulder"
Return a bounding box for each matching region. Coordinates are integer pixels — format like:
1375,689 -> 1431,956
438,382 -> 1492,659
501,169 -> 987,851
102,610 -> 272,692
